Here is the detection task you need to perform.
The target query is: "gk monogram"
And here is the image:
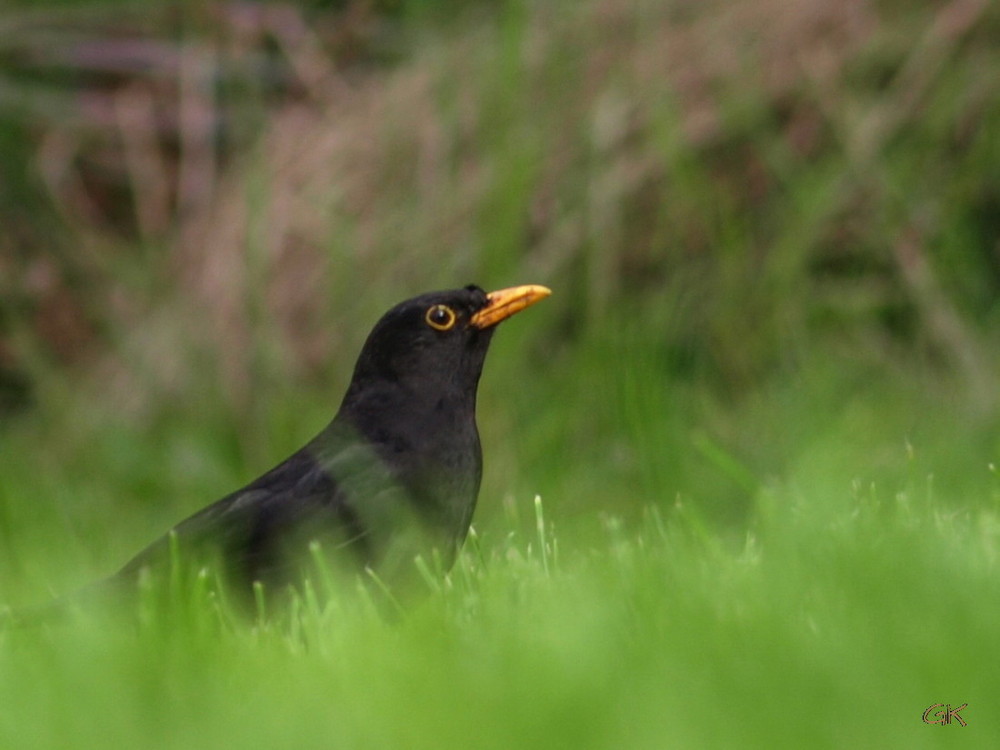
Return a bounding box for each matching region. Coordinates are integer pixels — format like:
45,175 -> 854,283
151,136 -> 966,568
922,703 -> 968,726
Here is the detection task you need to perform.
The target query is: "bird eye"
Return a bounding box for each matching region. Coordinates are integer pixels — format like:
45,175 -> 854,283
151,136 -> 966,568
425,304 -> 457,331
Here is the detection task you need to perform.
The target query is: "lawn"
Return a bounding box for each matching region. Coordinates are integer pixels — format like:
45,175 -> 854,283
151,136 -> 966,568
1,378 -> 997,748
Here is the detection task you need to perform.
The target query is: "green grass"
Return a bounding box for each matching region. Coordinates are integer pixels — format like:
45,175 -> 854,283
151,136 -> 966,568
1,349 -> 998,750
0,477 -> 996,749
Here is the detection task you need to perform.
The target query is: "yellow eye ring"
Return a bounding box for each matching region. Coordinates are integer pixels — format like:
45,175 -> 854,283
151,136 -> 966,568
425,304 -> 457,331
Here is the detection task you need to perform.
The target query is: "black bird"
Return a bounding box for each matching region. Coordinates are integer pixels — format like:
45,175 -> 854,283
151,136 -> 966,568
16,283 -> 550,620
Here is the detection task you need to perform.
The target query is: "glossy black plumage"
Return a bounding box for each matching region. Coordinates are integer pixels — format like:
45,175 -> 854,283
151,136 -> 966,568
103,283 -> 550,607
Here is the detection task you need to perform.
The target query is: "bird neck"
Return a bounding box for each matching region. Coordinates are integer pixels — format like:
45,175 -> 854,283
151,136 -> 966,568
335,380 -> 479,453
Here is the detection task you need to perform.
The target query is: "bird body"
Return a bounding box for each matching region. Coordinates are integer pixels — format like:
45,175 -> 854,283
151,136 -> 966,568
49,283 -> 549,616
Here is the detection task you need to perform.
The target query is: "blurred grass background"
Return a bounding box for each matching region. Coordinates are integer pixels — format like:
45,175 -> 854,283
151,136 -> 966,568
0,0 -> 999,746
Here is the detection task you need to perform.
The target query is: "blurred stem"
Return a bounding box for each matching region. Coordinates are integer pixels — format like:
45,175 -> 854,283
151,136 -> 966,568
891,228 -> 995,414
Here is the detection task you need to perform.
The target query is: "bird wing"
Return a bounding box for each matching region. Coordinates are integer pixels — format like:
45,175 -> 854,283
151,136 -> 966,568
115,440 -> 424,593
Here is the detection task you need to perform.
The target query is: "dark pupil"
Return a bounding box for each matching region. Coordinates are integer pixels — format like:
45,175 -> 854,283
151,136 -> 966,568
432,307 -> 450,324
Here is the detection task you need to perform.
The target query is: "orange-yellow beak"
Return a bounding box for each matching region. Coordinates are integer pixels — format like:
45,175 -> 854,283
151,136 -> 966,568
469,284 -> 552,330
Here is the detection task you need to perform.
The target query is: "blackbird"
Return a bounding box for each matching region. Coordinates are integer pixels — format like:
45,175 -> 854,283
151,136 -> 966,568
17,283 -> 550,619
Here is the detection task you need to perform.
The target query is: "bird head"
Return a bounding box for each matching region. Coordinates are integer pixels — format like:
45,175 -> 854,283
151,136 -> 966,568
341,284 -> 551,411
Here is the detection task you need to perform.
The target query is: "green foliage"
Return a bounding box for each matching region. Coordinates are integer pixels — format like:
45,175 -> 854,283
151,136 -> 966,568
1,491 -> 997,748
